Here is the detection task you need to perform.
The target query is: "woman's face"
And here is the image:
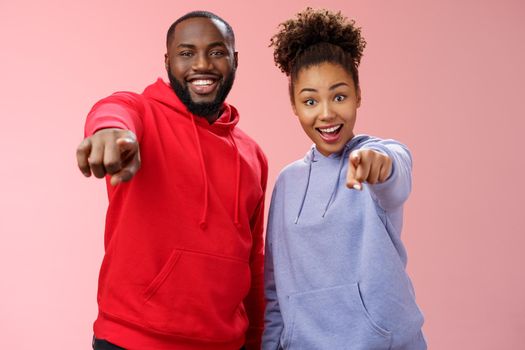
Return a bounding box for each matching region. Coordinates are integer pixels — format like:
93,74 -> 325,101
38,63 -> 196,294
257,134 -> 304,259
292,62 -> 361,157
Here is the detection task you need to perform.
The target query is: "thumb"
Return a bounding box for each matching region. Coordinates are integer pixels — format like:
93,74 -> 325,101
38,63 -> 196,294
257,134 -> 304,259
350,150 -> 361,167
347,150 -> 362,190
110,138 -> 141,186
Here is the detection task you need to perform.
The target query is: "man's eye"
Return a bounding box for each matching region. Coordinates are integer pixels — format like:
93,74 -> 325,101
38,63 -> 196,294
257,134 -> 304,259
210,51 -> 225,57
304,99 -> 316,106
334,95 -> 346,102
179,51 -> 193,57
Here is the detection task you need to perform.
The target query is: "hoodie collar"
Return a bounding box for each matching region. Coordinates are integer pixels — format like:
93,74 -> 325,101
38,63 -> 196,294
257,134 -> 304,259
305,134 -> 370,163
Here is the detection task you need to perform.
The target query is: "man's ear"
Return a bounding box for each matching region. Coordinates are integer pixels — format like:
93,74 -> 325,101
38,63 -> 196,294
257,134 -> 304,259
164,53 -> 169,71
233,51 -> 238,69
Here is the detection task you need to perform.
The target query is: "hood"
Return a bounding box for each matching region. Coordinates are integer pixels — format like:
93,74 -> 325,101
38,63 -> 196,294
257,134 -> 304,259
142,78 -> 242,230
295,135 -> 372,223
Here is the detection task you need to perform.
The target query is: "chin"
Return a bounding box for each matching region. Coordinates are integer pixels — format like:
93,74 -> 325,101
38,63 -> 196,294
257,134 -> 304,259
319,144 -> 344,156
190,94 -> 217,104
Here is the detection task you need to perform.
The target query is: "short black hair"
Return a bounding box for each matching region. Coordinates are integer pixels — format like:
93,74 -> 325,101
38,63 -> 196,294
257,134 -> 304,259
166,10 -> 235,49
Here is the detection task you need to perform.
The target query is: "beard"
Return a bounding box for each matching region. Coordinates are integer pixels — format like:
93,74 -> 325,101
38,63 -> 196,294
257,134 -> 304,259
167,67 -> 236,119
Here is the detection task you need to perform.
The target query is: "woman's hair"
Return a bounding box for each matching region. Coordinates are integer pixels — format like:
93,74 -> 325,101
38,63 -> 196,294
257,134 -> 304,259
270,8 -> 366,99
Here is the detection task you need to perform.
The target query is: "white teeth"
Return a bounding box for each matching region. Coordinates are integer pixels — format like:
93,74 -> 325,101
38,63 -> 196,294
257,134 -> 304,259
192,80 -> 214,86
319,125 -> 342,133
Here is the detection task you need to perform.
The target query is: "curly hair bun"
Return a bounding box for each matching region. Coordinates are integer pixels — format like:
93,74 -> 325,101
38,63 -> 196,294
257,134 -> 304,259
270,8 -> 366,77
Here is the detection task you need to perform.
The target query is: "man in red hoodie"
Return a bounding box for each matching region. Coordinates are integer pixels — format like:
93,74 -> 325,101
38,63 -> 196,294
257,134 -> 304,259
76,11 -> 267,350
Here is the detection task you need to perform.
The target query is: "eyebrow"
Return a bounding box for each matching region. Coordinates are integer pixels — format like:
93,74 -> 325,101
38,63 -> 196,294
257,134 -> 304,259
299,82 -> 350,94
176,41 -> 227,49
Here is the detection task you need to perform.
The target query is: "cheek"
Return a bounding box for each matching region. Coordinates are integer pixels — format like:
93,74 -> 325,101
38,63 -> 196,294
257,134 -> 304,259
170,59 -> 189,77
296,110 -> 317,130
298,119 -> 316,140
339,104 -> 358,123
216,60 -> 233,76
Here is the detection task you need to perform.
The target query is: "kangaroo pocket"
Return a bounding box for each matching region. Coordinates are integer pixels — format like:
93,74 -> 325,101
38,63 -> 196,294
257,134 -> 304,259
284,283 -> 392,350
141,249 -> 250,341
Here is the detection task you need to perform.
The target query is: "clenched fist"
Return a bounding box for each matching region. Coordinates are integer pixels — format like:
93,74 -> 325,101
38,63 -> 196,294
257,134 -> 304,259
76,128 -> 141,186
346,149 -> 392,190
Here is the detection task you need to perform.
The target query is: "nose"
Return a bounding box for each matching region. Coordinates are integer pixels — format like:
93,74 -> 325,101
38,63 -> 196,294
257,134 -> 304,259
192,53 -> 212,71
319,101 -> 335,122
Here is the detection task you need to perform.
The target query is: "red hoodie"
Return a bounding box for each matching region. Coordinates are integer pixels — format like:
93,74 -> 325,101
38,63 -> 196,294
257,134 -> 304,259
85,79 -> 267,350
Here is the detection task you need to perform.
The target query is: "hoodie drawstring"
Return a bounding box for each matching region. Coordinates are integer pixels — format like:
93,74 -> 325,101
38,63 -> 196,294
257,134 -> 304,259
191,115 -> 209,230
191,114 -> 241,230
295,148 -> 314,224
295,146 -> 351,223
228,131 -> 241,227
322,149 -> 348,218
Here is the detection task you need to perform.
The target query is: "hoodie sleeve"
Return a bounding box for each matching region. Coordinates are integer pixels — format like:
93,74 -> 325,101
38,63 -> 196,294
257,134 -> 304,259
243,151 -> 268,350
84,91 -> 145,139
360,139 -> 413,212
261,185 -> 284,350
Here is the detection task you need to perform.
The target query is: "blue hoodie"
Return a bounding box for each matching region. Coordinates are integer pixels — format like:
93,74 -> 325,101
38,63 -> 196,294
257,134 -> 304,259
263,135 -> 426,350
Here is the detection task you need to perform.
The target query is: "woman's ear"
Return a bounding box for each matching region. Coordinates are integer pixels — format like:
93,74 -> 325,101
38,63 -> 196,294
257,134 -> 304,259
356,86 -> 362,108
289,80 -> 298,115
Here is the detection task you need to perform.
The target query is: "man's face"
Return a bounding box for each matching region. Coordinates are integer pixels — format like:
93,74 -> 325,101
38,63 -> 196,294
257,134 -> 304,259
165,17 -> 238,118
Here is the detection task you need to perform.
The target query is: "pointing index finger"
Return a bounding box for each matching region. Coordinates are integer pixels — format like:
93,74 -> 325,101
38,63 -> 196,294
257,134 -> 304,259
110,137 -> 141,186
347,150 -> 363,190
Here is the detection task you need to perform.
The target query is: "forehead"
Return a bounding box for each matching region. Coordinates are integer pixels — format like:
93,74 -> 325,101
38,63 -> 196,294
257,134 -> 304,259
295,63 -> 354,89
170,17 -> 232,48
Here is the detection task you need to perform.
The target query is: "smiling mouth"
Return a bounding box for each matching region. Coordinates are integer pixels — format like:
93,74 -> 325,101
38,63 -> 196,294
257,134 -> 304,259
187,78 -> 219,95
316,124 -> 343,142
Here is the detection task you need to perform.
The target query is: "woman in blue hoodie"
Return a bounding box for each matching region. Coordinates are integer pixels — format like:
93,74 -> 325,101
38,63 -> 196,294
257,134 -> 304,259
262,8 -> 426,350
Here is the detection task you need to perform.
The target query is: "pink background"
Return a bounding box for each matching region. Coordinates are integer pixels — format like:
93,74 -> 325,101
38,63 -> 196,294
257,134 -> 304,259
1,0 -> 524,349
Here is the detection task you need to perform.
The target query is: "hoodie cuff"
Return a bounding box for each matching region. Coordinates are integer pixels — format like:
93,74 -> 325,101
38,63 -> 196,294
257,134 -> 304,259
85,115 -> 128,137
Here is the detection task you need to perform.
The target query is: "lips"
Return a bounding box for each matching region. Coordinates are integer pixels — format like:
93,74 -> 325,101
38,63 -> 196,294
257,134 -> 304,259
316,124 -> 343,143
187,75 -> 219,95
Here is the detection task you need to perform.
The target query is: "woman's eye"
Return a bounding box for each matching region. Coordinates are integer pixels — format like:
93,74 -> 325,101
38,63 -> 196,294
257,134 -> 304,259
304,99 -> 316,106
334,95 -> 346,102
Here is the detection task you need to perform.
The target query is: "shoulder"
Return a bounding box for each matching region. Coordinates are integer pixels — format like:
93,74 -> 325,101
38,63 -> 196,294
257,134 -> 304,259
233,128 -> 268,163
280,158 -> 308,175
274,156 -> 310,189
